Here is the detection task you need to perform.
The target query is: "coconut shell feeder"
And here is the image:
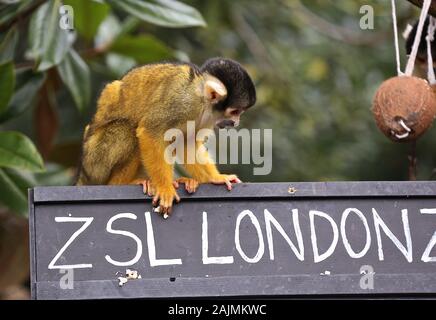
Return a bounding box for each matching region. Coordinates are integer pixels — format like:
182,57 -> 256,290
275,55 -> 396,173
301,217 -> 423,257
372,0 -> 436,180
372,76 -> 436,142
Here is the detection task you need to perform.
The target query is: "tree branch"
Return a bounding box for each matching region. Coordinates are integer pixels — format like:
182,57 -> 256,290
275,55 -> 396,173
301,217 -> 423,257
406,0 -> 436,17
231,6 -> 273,73
285,0 -> 390,46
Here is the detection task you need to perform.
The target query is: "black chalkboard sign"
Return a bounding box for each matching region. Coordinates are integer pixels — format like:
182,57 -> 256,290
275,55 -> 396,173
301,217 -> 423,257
29,182 -> 436,299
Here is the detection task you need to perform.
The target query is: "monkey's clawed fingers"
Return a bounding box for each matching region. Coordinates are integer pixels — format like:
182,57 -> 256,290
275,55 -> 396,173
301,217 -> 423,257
152,186 -> 180,218
173,177 -> 199,194
210,174 -> 242,191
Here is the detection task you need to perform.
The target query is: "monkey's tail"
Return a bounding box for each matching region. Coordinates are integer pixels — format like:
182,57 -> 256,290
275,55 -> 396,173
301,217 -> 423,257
75,119 -> 137,186
76,80 -> 125,185
75,125 -> 91,186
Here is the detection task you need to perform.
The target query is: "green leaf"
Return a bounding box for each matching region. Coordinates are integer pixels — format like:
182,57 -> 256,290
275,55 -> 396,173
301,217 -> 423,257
34,163 -> 72,186
0,131 -> 44,172
0,61 -> 14,114
0,68 -> 45,123
0,0 -> 33,26
57,49 -> 91,112
0,27 -> 18,63
2,167 -> 36,191
111,34 -> 173,63
105,53 -> 136,78
119,16 -> 141,36
106,0 -> 206,28
94,14 -> 122,48
0,168 -> 35,216
28,0 -> 71,71
63,0 -> 110,41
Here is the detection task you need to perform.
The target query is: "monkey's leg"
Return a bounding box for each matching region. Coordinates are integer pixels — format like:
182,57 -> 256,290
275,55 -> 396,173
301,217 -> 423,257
183,140 -> 241,191
136,127 -> 180,217
108,156 -> 140,185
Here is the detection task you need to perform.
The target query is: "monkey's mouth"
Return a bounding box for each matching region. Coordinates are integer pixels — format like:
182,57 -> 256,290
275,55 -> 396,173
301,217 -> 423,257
216,120 -> 236,129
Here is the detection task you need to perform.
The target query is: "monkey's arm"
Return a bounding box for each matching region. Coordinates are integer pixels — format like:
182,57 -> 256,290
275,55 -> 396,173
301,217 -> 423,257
183,140 -> 241,190
137,127 -> 180,215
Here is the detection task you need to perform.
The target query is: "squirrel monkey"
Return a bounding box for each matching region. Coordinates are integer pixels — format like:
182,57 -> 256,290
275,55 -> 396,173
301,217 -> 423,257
76,58 -> 256,217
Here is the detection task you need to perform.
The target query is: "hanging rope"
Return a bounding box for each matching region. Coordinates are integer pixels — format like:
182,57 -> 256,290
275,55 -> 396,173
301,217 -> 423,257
389,0 -> 434,140
426,16 -> 436,84
391,0 -> 403,75
404,0 -> 432,76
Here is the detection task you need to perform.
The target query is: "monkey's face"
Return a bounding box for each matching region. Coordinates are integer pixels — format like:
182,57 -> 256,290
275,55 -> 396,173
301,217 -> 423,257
201,58 -> 256,130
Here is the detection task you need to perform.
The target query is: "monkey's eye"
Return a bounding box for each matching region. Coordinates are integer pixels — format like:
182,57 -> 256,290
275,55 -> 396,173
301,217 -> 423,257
230,109 -> 241,116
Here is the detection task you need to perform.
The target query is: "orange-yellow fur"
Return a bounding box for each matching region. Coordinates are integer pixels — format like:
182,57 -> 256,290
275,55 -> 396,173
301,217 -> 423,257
76,63 -> 236,214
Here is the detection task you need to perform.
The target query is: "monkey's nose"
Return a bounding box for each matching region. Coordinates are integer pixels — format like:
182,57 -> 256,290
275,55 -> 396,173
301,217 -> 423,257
217,120 -> 235,129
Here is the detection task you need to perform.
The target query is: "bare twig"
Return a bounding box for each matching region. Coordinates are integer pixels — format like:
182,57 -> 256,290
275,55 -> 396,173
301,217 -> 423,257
408,141 -> 417,180
79,43 -> 111,60
284,0 -> 390,46
231,6 -> 273,73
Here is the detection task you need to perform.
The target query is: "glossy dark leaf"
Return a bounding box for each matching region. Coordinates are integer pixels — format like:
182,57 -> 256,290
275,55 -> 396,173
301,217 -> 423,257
106,0 -> 206,28
63,0 -> 110,41
34,163 -> 73,186
0,0 -> 34,26
94,14 -> 121,48
57,49 -> 91,112
0,131 -> 44,172
110,34 -> 173,63
28,0 -> 71,71
0,168 -> 33,216
0,68 -> 45,123
0,27 -> 18,63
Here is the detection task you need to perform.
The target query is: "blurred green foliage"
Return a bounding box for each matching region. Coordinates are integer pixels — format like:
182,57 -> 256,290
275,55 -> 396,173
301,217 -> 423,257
0,0 -> 434,217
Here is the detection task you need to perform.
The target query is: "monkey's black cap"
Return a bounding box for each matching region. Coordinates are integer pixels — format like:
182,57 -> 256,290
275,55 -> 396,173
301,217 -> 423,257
406,17 -> 436,62
200,57 -> 256,111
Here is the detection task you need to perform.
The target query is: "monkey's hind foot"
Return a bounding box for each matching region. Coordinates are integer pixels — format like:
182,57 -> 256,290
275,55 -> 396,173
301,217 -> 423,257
173,177 -> 199,194
210,174 -> 242,191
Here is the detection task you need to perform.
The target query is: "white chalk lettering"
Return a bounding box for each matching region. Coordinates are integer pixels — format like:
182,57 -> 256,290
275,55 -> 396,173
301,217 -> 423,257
235,210 -> 265,263
420,208 -> 436,262
202,211 -> 234,264
105,213 -> 142,266
145,212 -> 182,266
264,209 -> 304,261
341,208 -> 371,258
49,216 -> 94,269
310,210 -> 339,263
372,208 -> 412,262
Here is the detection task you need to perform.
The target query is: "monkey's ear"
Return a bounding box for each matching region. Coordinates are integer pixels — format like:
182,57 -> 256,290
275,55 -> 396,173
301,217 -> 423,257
204,78 -> 227,104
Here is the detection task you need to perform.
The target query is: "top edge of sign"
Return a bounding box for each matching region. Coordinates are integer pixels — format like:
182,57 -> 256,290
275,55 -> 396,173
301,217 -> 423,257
30,181 -> 436,203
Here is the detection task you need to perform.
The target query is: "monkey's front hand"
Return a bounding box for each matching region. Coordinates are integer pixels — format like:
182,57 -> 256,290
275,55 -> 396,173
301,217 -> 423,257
137,180 -> 180,218
209,174 -> 242,191
152,184 -> 180,218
